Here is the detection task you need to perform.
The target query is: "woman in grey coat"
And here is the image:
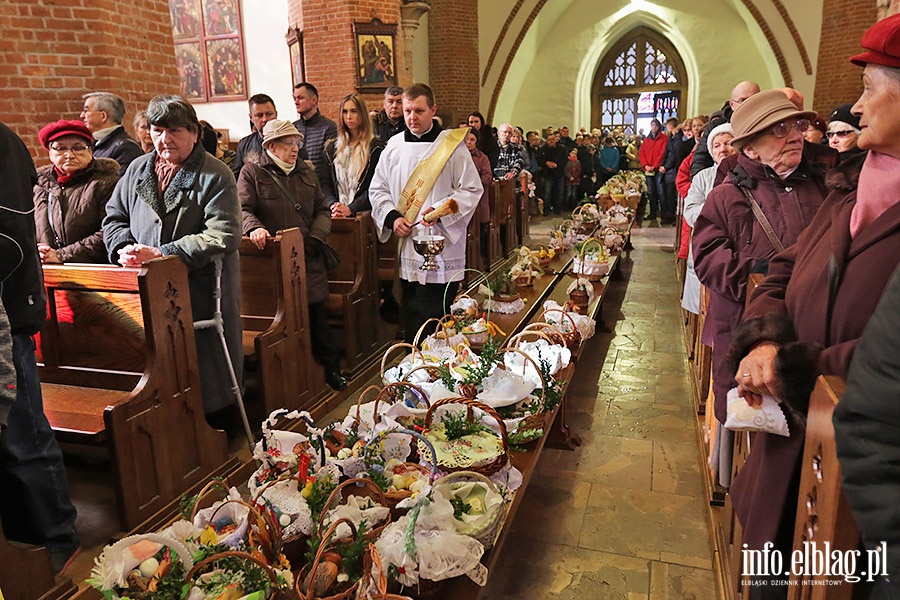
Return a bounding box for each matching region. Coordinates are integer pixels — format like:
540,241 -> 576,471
102,94 -> 242,424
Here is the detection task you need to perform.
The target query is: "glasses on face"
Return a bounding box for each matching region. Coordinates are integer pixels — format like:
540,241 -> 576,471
826,130 -> 856,139
730,97 -> 749,105
766,118 -> 810,139
50,144 -> 91,155
275,140 -> 302,149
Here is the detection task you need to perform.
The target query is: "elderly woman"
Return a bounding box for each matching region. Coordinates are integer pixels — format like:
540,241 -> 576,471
102,94 -> 242,425
681,123 -> 736,315
132,111 -> 154,153
827,103 -> 865,160
238,119 -> 346,391
465,128 -> 494,269
803,116 -> 827,145
34,120 -> 119,263
692,90 -> 827,491
728,16 -> 900,594
321,94 -> 385,218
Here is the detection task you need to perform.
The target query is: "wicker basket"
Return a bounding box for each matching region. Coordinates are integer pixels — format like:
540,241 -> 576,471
516,322 -> 567,348
596,192 -> 615,211
494,346 -> 549,441
296,518 -> 361,600
419,397 -> 509,476
532,244 -> 553,269
412,316 -> 458,349
316,478 -> 392,543
380,343 -> 425,385
188,550 -> 288,599
433,471 -> 508,550
572,237 -> 610,281
541,307 -> 582,351
195,497 -> 285,565
363,427 -> 439,517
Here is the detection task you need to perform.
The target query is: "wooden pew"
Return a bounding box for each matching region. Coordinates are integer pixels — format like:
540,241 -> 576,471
0,515 -> 76,600
486,182 -> 504,269
466,211 -> 484,280
515,172 -> 531,246
788,376 -> 859,598
495,178 -> 518,258
326,213 -> 390,377
38,257 -> 235,530
239,228 -> 328,414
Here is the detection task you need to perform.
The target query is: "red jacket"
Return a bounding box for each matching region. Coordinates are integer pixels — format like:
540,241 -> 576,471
638,131 -> 667,170
675,150 -> 694,198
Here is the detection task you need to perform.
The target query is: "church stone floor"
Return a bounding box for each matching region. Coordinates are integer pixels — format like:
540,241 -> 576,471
480,220 -> 716,600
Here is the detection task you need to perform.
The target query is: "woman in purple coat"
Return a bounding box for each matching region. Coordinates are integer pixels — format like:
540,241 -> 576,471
691,90 -> 826,489
728,15 -> 900,596
466,128 -> 493,270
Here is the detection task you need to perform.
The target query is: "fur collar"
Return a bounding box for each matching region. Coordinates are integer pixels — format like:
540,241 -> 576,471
135,143 -> 206,216
825,150 -> 866,193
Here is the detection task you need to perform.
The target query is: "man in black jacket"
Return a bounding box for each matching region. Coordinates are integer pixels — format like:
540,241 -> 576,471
373,85 -> 407,142
0,122 -> 79,574
81,91 -> 144,175
293,82 -> 338,203
536,132 -> 567,214
690,80 -> 760,177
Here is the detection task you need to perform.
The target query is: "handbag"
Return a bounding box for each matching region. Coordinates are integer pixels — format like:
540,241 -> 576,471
262,167 -> 341,270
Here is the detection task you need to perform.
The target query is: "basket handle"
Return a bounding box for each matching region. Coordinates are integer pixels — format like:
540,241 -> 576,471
353,384 -> 383,423
186,550 -> 278,588
411,317 -> 450,349
373,381 -> 431,417
424,397 -> 508,456
297,517 -> 359,600
380,343 -> 423,378
577,237 -> 603,260
505,329 -> 555,349
316,477 -> 388,535
541,307 -> 578,334
434,469 -> 500,494
205,498 -> 282,559
363,427 -> 440,477
188,478 -> 232,521
495,347 -> 547,406
260,409 -> 326,469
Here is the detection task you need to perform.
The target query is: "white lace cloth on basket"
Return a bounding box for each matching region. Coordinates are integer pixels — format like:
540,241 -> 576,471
543,300 -> 596,340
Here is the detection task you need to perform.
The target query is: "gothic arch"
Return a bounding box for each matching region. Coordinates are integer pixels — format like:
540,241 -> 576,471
590,27 -> 687,132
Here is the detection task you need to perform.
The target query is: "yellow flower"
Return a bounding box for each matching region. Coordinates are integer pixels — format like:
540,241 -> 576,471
200,525 -> 218,546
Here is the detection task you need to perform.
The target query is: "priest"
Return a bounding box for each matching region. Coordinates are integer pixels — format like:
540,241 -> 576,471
370,83 -> 482,343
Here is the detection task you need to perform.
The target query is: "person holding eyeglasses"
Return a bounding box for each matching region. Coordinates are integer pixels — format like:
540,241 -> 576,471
827,103 -> 865,160
691,91 -> 827,499
33,120 -> 120,264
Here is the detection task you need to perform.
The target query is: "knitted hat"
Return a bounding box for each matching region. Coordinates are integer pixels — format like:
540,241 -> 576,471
829,103 -> 861,131
262,119 -> 304,147
850,13 -> 900,68
38,119 -> 93,149
729,90 -> 817,150
706,123 -> 735,159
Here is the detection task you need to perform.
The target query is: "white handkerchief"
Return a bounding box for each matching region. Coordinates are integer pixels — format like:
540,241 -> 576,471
724,387 -> 790,437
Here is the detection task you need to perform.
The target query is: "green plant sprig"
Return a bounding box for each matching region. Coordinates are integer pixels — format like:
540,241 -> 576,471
440,411 -> 490,441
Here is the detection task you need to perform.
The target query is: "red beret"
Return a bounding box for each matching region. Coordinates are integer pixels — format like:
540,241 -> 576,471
38,119 -> 93,149
850,13 -> 900,68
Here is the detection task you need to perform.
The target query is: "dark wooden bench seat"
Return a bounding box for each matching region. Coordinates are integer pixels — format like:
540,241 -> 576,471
38,257 -> 235,530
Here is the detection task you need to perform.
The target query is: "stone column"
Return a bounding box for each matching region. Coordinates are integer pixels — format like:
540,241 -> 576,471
399,1 -> 431,86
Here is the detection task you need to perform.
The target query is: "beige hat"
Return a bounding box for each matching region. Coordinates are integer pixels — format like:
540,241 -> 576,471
262,119 -> 304,147
729,89 -> 817,150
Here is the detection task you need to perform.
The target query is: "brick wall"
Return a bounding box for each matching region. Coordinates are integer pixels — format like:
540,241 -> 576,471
288,0 -> 403,123
0,0 -> 179,160
812,0 -> 878,115
428,0 -> 480,128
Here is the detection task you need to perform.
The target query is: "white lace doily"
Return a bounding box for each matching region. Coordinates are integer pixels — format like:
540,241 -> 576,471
481,297 -> 525,314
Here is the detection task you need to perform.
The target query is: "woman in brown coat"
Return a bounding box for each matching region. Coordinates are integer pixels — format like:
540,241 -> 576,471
238,119 -> 346,390
33,120 -> 119,263
728,18 -> 900,595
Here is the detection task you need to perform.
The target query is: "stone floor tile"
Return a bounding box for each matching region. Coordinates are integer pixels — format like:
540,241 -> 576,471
649,561 -> 718,600
482,539 -> 650,600
537,435 -> 653,490
503,475 -> 591,546
580,486 -> 713,568
652,440 -> 705,497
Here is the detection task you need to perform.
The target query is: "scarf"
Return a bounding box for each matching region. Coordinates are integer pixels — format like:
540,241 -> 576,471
266,149 -> 296,175
850,151 -> 900,238
154,156 -> 182,196
333,140 -> 363,205
54,165 -> 80,186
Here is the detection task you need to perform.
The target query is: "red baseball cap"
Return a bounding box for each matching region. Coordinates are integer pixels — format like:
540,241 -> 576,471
38,119 -> 93,149
850,13 -> 900,68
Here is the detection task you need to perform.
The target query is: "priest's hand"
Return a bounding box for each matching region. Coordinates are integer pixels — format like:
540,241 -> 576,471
419,207 -> 436,227
393,216 -> 414,237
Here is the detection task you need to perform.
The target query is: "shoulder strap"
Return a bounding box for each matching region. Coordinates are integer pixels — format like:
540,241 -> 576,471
262,167 -> 312,230
739,187 -> 786,254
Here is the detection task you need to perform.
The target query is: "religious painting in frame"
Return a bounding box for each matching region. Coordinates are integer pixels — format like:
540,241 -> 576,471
168,0 -> 200,40
201,0 -> 240,36
166,0 -> 247,102
206,38 -> 246,99
353,19 -> 398,92
175,42 -> 206,100
286,27 -> 305,88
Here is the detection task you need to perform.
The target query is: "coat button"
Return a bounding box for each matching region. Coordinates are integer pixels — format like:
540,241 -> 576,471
784,186 -> 793,192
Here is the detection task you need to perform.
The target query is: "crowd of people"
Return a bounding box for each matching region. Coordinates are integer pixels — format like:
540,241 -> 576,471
3,12 -> 900,595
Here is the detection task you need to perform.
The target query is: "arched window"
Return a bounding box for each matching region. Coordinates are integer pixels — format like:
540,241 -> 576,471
591,27 -> 687,135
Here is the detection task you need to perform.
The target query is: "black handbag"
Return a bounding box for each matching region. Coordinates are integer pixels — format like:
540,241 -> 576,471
262,167 -> 341,270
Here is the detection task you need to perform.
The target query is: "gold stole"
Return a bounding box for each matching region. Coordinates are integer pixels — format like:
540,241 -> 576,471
399,128 -> 468,223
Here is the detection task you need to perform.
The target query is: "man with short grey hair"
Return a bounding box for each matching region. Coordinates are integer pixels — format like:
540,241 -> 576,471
373,85 -> 406,142
81,91 -> 143,175
493,123 -> 524,180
